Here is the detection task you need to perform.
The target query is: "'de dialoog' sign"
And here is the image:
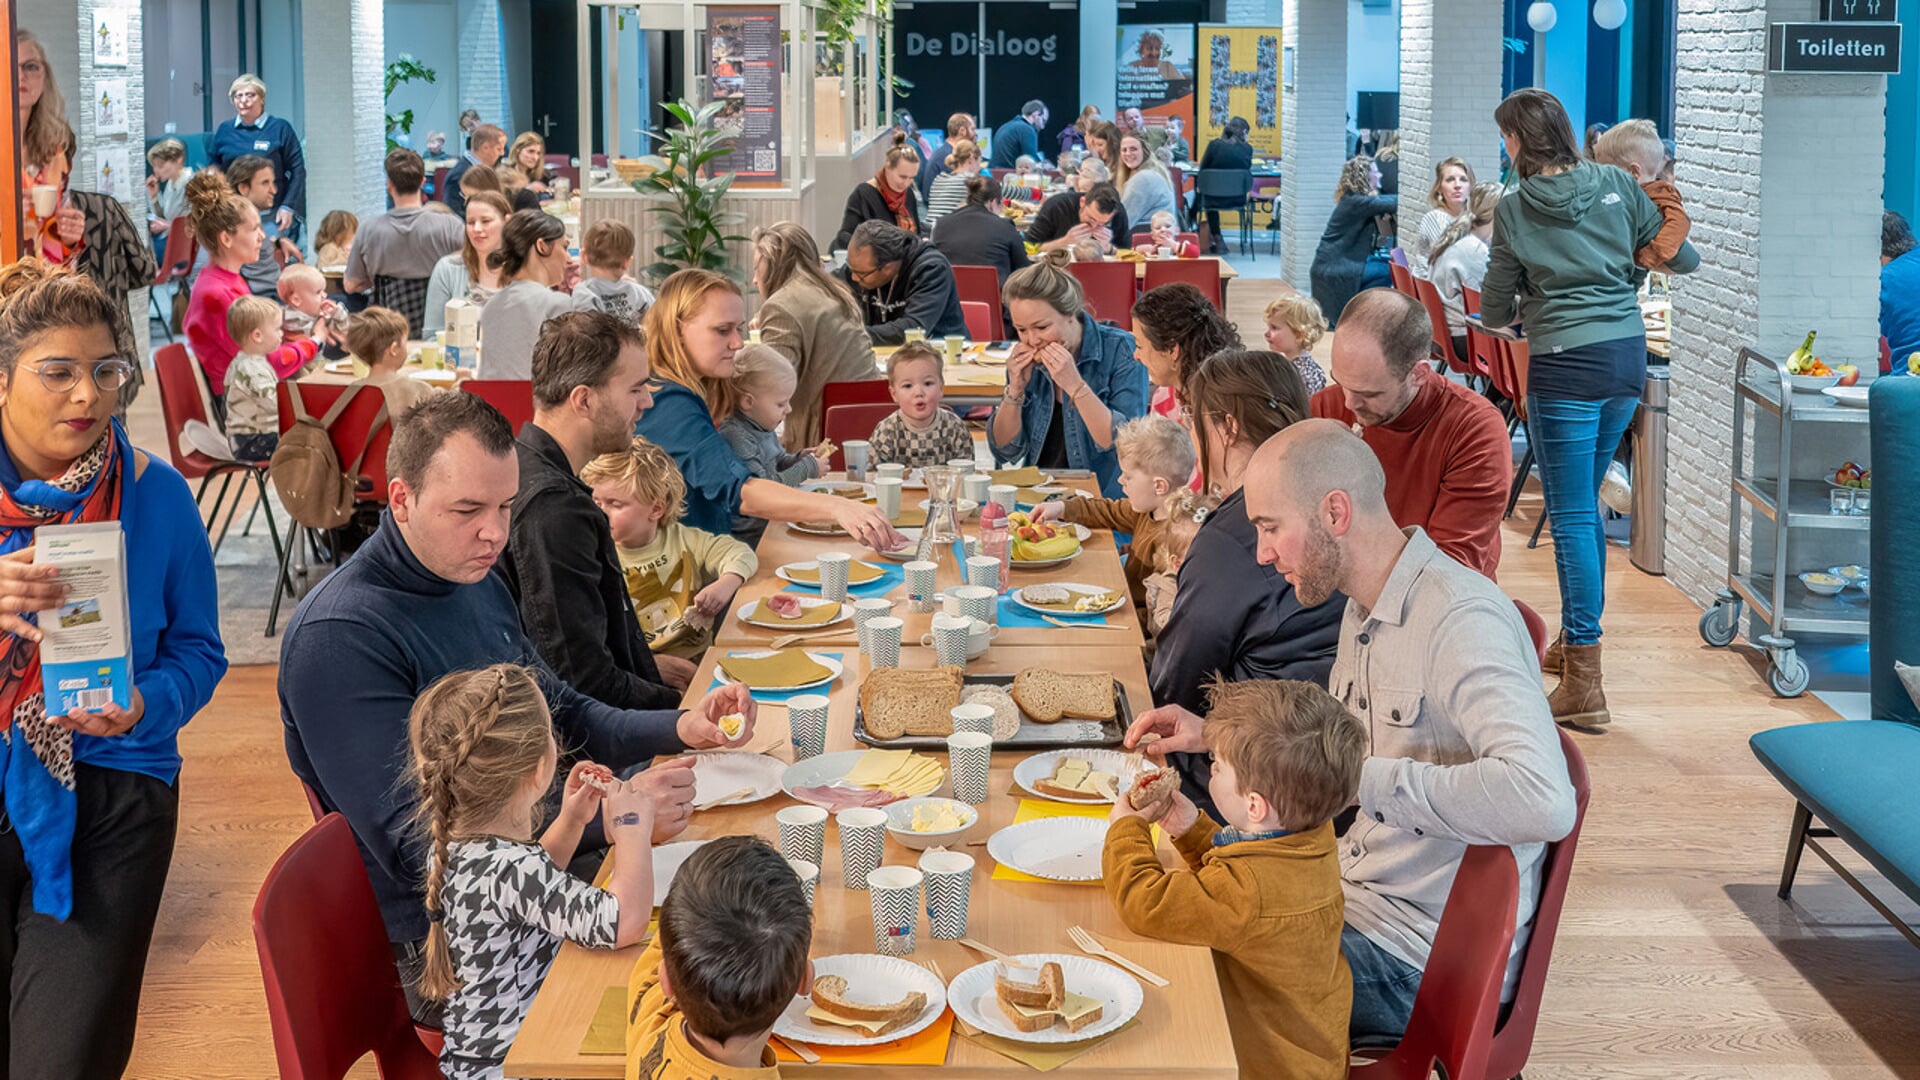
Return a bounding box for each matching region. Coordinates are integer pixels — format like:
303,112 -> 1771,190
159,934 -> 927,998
905,31 -> 1061,62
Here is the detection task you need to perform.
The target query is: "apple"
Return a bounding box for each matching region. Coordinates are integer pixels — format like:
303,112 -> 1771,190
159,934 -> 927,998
1836,365 -> 1859,387
1909,352 -> 1920,376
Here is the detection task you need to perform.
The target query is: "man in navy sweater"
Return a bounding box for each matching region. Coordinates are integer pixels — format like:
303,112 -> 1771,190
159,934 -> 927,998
279,392 -> 753,1021
990,100 -> 1049,170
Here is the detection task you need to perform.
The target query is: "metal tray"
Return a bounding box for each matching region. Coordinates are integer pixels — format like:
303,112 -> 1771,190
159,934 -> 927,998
853,673 -> 1130,750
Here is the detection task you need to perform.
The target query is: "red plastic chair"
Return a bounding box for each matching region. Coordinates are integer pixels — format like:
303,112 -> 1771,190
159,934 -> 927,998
1067,260 -> 1138,328
1881,334 -> 1894,375
269,381 -> 394,635
151,344 -> 287,560
1461,287 -> 1497,385
1414,276 -> 1467,375
1389,257 -> 1417,298
961,301 -> 994,342
823,379 -> 893,413
148,216 -> 197,342
951,264 -> 1005,336
823,403 -> 899,471
461,379 -> 534,434
253,814 -> 442,1080
1143,258 -> 1223,309
1485,729 -> 1591,1078
429,167 -> 449,202
1514,598 -> 1548,667
1349,846 -> 1519,1080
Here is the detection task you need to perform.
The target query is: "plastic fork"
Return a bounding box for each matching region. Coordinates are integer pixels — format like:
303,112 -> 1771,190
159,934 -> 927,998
1038,615 -> 1127,630
1067,925 -> 1168,987
956,936 -> 1010,961
772,1034 -> 821,1063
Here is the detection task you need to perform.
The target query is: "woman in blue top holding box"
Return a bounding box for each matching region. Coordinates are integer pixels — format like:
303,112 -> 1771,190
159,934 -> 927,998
988,261 -> 1149,498
0,261 -> 226,1078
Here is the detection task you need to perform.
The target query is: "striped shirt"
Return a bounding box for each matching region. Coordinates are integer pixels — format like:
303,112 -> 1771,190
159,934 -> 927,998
925,171 -> 973,229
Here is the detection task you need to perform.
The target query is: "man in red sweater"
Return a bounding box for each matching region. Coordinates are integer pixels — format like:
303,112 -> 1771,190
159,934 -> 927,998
1310,289 -> 1512,579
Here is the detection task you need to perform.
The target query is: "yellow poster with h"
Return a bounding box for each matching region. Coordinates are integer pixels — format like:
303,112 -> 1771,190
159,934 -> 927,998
1196,25 -> 1283,159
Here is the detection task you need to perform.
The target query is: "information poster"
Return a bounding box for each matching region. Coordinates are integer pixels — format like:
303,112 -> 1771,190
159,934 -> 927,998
1196,25 -> 1282,158
1116,26 -> 1195,147
708,6 -> 783,185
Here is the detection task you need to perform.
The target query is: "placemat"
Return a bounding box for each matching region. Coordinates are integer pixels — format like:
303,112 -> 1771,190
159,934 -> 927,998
578,985 -> 629,1055
780,560 -> 906,598
996,593 -> 1114,630
771,1009 -> 956,1065
990,467 -> 1050,487
708,653 -> 845,703
783,560 -> 888,585
961,1016 -> 1142,1072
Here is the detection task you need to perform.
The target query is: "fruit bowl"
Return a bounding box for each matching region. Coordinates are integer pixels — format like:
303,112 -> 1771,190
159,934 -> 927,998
1788,372 -> 1840,393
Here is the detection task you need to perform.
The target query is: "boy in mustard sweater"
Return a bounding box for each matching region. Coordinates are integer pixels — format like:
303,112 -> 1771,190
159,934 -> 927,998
627,837 -> 813,1079
1104,679 -> 1365,1080
584,437 -> 759,659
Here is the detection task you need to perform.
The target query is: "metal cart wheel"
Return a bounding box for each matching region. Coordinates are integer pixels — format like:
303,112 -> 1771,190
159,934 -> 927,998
1768,653 -> 1812,698
1699,591 -> 1740,648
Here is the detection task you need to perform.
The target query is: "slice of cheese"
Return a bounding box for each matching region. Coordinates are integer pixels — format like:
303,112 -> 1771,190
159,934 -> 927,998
843,750 -> 945,797
910,801 -> 966,832
1052,758 -> 1090,788
1008,990 -> 1104,1024
804,1005 -> 895,1035
843,749 -> 914,787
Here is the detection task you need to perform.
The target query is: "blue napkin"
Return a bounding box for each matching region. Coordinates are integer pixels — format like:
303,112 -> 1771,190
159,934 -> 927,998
777,560 -> 906,598
709,651 -> 847,703
995,592 -> 1113,629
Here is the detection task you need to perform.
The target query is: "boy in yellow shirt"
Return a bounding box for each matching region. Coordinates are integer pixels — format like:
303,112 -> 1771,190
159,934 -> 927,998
1104,679 -> 1365,1079
627,837 -> 813,1079
583,437 -> 758,659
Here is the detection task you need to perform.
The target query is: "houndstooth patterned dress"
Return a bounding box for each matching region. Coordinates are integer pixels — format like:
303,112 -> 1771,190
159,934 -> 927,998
438,837 -> 621,1080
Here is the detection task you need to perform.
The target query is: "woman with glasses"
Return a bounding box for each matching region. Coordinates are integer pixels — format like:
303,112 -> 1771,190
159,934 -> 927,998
0,260 -> 226,1079
207,73 -> 307,241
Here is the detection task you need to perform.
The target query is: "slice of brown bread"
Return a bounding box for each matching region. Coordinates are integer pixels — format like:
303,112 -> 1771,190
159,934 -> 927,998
810,974 -> 926,1034
1010,670 -> 1117,724
1128,767 -> 1180,812
994,962 -> 1065,1031
860,667 -> 964,739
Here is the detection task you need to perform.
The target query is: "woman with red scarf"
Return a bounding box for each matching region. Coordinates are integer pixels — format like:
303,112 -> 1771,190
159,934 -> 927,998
0,261 -> 225,1078
832,133 -> 924,251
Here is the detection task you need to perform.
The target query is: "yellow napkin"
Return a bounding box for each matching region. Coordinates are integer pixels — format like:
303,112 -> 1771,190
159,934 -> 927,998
991,799 -> 1156,885
866,502 -> 929,527
578,986 -> 628,1055
961,1016 -> 1141,1071
1015,487 -> 1059,505
772,1010 -> 955,1065
785,560 -> 885,585
990,467 -> 1050,488
747,599 -> 842,627
1017,588 -> 1114,613
717,650 -> 834,689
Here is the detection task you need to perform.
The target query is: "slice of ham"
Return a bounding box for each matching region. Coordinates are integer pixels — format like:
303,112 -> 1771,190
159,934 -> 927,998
792,784 -> 900,811
767,593 -> 804,619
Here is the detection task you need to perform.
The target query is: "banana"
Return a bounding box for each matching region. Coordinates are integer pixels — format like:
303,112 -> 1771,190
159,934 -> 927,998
1786,330 -> 1817,375
1013,534 -> 1081,560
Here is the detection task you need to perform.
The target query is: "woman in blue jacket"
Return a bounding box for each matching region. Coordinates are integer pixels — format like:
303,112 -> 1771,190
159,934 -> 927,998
636,269 -> 904,549
987,261 -> 1149,498
207,74 -> 306,239
0,261 -> 226,1077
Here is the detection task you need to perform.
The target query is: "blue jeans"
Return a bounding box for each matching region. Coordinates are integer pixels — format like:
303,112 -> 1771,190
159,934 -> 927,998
1342,924 -> 1422,1042
1527,393 -> 1638,645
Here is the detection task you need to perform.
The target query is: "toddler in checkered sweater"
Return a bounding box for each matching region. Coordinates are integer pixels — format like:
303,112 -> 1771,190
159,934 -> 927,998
868,341 -> 974,468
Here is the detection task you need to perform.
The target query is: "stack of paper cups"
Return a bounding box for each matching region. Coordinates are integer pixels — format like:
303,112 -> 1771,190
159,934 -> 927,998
837,808 -> 888,889
787,694 -> 830,760
905,561 -> 938,613
948,732 -> 993,804
867,866 -> 924,955
816,552 -> 852,603
918,850 -> 974,939
777,805 -> 828,866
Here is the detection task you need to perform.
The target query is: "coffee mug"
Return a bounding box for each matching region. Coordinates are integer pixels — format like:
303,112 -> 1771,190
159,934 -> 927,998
30,185 -> 58,218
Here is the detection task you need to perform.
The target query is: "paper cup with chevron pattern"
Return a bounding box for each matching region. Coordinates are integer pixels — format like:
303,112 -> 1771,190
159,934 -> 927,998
947,732 -> 993,804
787,857 -> 820,907
787,694 -> 830,760
837,807 -> 888,889
777,805 -> 828,866
867,865 -> 924,955
949,703 -> 996,738
816,552 -> 852,602
852,597 -> 894,652
865,617 -> 903,668
905,561 -> 938,613
930,613 -> 971,668
965,555 -> 1001,590
918,850 -> 973,939
951,585 -> 997,625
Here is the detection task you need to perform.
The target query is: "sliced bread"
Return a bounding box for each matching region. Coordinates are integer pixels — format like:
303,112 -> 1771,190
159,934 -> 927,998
1128,767 -> 1180,812
860,667 -> 964,739
810,974 -> 926,1035
994,962 -> 1065,1031
1010,669 -> 1118,724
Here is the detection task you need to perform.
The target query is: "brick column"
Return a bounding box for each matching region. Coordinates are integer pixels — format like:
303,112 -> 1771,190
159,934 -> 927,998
1280,0 -> 1346,290
457,0 -> 509,134
1396,0 -> 1503,244
302,0 -> 388,222
1663,0 -> 1888,603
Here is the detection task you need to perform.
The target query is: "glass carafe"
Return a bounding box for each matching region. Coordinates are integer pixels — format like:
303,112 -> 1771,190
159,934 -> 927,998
921,466 -> 964,545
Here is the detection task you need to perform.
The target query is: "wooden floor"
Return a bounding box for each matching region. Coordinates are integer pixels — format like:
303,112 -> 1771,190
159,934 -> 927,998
121,284 -> 1920,1078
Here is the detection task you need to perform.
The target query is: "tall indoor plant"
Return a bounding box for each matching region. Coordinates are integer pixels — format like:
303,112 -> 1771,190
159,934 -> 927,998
632,99 -> 750,283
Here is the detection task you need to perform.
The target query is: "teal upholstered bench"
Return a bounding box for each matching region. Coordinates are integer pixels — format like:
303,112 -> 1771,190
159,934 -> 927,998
1750,720 -> 1920,946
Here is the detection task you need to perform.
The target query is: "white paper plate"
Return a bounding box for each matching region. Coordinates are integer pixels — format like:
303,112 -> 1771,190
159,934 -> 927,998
987,818 -> 1108,882
788,520 -> 852,537
946,953 -> 1143,1044
780,749 -> 943,809
1822,385 -> 1870,408
804,480 -> 876,500
713,650 -> 844,693
1013,749 -> 1132,804
323,359 -> 356,375
735,595 -> 849,630
689,751 -> 788,808
773,953 -> 949,1047
1010,581 -> 1124,617
775,560 -> 889,588
652,840 -> 711,906
869,528 -> 924,561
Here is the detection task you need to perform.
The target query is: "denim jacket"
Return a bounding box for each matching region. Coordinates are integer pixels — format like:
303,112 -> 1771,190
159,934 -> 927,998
987,312 -> 1148,498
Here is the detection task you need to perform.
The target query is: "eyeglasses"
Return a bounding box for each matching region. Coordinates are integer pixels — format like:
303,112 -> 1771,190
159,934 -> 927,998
18,360 -> 135,394
232,91 -> 261,102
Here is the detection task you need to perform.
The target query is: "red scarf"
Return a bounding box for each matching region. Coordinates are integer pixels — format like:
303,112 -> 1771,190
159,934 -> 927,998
875,173 -> 916,233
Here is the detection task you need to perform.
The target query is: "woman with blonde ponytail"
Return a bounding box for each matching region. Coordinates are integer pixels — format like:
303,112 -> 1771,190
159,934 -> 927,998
181,169 -> 315,409
1428,181 -> 1502,363
406,664 -> 681,1077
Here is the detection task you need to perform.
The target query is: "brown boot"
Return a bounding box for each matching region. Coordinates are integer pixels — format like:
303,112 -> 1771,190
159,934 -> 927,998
1542,632 -> 1564,676
1550,643 -> 1611,726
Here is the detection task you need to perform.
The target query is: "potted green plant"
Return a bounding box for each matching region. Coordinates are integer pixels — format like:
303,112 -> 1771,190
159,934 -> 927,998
383,55 -> 437,152
632,99 -> 750,283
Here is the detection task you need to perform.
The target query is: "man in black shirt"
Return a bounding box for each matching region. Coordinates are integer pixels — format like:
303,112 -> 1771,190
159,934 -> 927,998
499,311 -> 694,708
1023,183 -> 1132,255
834,220 -> 968,345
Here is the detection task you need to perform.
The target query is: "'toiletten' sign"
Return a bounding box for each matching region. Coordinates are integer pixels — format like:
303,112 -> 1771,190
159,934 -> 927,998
1767,21 -> 1903,74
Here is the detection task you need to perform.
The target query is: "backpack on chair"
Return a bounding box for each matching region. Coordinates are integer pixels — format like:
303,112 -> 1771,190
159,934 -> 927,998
270,382 -> 388,530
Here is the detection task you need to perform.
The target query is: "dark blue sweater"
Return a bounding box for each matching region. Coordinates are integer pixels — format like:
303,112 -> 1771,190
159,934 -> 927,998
279,515 -> 687,943
208,114 -> 307,223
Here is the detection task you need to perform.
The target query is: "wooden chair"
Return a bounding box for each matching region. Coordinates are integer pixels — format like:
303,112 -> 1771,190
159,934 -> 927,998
268,382 -> 393,635
961,301 -> 995,343
147,217 -> 196,342
460,379 -> 534,434
1349,846 -> 1519,1080
1414,276 -> 1467,375
253,814 -> 442,1080
951,264 -> 1005,336
823,403 -> 899,471
150,344 -> 289,571
1067,260 -> 1139,328
1143,258 -> 1223,309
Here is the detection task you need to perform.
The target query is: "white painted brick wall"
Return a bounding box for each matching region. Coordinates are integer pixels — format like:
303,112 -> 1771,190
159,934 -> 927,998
303,0 -> 390,222
1664,0 -> 1887,606
1281,0 -> 1348,289
1396,0 -> 1503,243
1226,0 -> 1284,24
458,0 -> 509,134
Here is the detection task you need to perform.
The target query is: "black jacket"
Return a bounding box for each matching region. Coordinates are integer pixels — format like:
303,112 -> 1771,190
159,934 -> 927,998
499,425 -> 681,711
1196,139 -> 1255,211
932,202 -> 1032,286
1310,193 -> 1399,330
834,181 -> 924,251
443,155 -> 476,216
1023,192 -> 1132,251
1148,488 -> 1344,809
834,239 -> 968,345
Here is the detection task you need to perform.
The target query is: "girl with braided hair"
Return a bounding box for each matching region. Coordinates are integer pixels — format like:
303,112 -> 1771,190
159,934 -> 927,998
407,663 -> 678,1079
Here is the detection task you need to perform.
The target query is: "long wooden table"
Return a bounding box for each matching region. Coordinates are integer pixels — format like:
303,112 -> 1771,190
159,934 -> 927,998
506,646 -> 1236,1078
